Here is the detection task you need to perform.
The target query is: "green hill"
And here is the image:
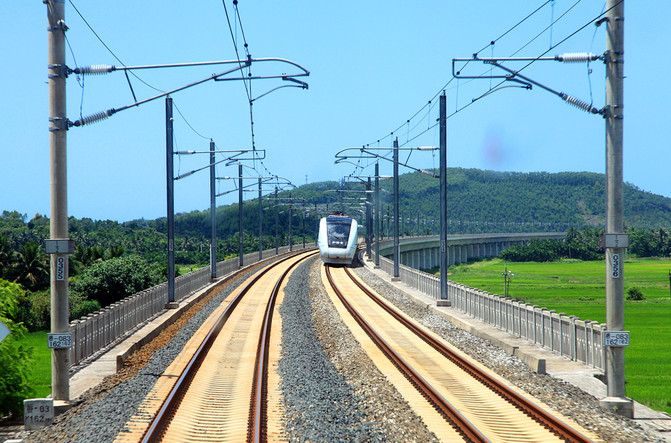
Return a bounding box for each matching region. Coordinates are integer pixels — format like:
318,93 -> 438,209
381,168 -> 671,233
252,168 -> 671,236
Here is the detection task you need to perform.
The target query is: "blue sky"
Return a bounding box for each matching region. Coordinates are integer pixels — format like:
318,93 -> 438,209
2,1 -> 667,222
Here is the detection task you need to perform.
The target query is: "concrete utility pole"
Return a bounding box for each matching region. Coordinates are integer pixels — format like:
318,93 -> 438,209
438,92 -> 450,305
600,0 -> 633,418
47,0 -> 70,402
210,140 -> 216,280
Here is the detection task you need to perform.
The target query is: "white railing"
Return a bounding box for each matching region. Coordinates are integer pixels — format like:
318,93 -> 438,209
69,244 -> 315,366
373,252 -> 606,370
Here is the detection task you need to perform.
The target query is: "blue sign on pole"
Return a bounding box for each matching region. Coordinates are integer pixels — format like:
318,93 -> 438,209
0,320 -> 9,343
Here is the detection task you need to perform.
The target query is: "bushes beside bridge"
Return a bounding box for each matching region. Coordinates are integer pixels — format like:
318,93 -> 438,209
500,228 -> 603,262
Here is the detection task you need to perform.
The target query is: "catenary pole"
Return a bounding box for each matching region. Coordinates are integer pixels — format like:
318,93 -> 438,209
275,187 -> 279,255
258,178 -> 263,260
210,139 -> 216,280
600,0 -> 633,418
239,164 -> 244,267
393,138 -> 400,279
439,92 -> 450,305
47,0 -> 70,401
289,192 -> 293,251
366,177 -> 372,259
374,162 -> 380,268
166,97 -> 176,305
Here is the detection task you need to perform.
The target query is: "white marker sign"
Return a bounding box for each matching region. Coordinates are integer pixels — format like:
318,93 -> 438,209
24,398 -> 54,430
47,333 -> 73,349
604,331 -> 630,347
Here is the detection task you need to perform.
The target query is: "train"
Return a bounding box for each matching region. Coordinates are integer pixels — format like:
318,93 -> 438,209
317,213 -> 359,265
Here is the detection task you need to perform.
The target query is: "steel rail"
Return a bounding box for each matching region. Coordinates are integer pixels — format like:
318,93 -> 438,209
141,250 -> 314,443
249,251 -> 317,442
342,266 -> 594,443
325,265 -> 489,443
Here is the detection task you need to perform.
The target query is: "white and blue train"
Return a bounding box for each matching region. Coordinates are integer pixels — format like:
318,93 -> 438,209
317,213 -> 358,265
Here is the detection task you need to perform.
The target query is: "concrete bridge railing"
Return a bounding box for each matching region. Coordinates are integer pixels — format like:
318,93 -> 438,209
371,234 -> 605,371
68,243 -> 316,367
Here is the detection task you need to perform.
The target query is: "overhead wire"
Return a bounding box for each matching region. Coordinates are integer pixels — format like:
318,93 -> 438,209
359,0 -> 552,149
220,0 -> 252,102
63,33 -> 86,121
359,0 -> 615,171
221,0 -> 274,180
68,0 -> 165,94
587,3 -> 608,108
173,100 -> 211,141
509,0 -> 583,57
218,0 -> 297,191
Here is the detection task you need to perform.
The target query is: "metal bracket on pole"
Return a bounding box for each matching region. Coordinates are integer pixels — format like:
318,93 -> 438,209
44,239 -> 75,254
47,64 -> 69,79
600,105 -> 624,120
47,18 -> 68,33
48,117 -> 69,132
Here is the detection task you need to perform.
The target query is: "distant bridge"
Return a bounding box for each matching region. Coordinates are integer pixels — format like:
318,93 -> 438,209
375,232 -> 566,270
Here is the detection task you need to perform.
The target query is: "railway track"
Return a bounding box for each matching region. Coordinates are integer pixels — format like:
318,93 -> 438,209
323,264 -> 601,443
117,250 -> 316,443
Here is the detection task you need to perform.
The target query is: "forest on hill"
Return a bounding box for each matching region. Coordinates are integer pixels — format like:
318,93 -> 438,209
3,169 -> 671,264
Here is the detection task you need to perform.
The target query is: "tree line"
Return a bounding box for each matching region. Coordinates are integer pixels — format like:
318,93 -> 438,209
2,168 -> 671,330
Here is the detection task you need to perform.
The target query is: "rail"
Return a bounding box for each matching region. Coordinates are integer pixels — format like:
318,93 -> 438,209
68,244 -> 316,367
371,250 -> 606,371
338,266 -> 594,442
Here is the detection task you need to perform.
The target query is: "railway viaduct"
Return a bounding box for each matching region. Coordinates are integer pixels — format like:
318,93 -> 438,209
376,232 -> 566,270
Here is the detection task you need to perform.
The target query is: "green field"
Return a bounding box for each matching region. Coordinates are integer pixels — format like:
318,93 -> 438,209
22,331 -> 52,399
444,257 -> 671,414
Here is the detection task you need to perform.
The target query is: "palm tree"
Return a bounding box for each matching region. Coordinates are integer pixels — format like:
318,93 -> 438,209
0,234 -> 14,279
14,242 -> 49,290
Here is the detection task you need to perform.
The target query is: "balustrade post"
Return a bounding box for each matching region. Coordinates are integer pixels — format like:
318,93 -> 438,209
558,313 -> 565,357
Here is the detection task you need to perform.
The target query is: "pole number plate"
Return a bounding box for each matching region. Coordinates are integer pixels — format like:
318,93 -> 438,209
611,253 -> 621,279
56,256 -> 66,281
47,333 -> 73,349
603,331 -> 630,347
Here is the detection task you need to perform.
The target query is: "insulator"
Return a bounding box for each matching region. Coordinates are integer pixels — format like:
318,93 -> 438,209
76,64 -> 114,75
74,110 -> 112,127
557,53 -> 598,63
562,94 -> 597,113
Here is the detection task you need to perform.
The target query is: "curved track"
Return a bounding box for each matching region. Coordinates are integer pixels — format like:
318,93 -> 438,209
324,264 -> 599,443
118,250 -> 316,443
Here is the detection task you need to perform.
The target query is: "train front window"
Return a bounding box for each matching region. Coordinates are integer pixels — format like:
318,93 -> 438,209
326,218 -> 351,249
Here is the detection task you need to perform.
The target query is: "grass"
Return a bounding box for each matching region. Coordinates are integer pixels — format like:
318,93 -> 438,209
177,264 -> 206,275
21,331 -> 52,399
441,257 -> 671,414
